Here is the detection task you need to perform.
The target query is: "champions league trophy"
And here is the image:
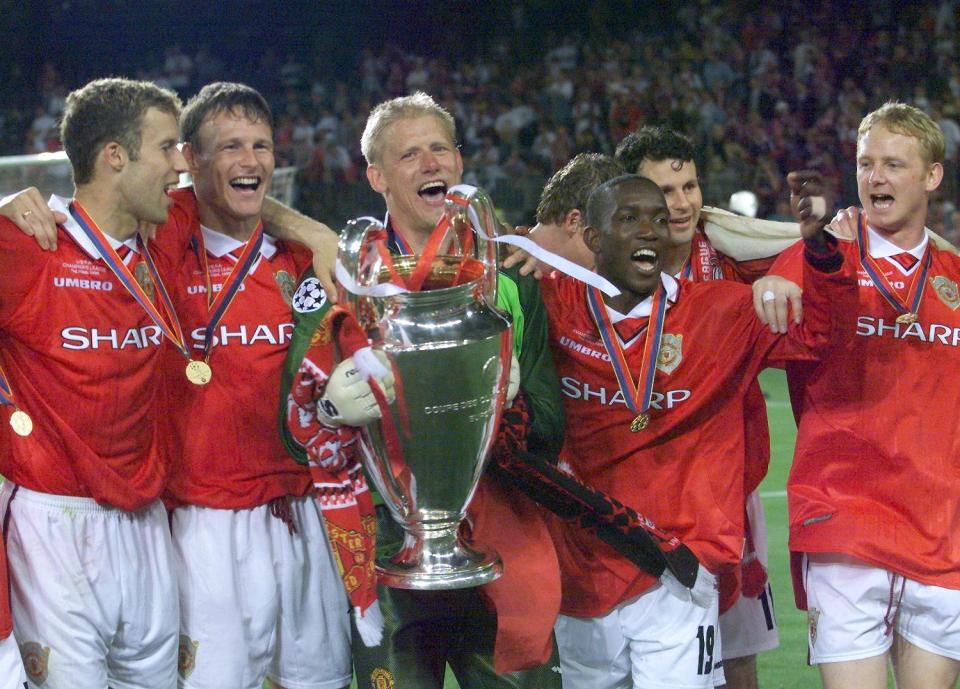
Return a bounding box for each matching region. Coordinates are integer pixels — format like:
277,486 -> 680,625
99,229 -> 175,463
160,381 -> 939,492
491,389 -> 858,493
337,186 -> 511,590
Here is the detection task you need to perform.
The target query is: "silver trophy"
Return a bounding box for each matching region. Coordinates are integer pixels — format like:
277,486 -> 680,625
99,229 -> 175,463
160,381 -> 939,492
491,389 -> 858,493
337,187 -> 510,590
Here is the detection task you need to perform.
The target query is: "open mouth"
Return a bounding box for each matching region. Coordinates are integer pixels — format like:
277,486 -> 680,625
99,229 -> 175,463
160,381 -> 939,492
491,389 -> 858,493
230,176 -> 262,193
418,180 -> 447,204
870,193 -> 894,210
631,247 -> 659,273
670,215 -> 692,228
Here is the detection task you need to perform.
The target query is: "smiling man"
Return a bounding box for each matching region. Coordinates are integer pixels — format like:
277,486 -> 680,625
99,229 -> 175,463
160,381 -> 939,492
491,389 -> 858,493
281,92 -> 565,689
361,93 -> 465,253
769,103 -> 960,689
538,173 -> 847,689
0,77 -> 187,689
615,126 -> 783,689
154,83 -> 350,689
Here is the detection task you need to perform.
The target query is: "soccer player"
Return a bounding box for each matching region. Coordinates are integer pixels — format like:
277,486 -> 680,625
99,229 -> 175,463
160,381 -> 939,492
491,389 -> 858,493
615,126 -> 782,689
768,103 -> 960,689
540,173 -> 846,689
0,77 -> 187,689
155,83 -> 350,689
281,92 -> 565,689
525,152 -> 625,272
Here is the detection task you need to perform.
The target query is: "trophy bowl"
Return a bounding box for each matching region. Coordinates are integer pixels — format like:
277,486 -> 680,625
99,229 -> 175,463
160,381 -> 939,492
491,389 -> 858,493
337,188 -> 510,590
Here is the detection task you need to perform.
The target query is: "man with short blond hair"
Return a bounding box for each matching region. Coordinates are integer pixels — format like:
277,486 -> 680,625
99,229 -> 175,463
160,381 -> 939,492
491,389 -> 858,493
282,91 -> 564,689
770,102 -> 960,689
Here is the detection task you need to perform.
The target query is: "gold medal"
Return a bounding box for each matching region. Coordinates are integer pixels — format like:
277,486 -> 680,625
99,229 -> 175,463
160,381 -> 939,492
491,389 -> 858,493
9,409 -> 32,437
895,312 -> 918,325
630,413 -> 649,433
185,360 -> 213,386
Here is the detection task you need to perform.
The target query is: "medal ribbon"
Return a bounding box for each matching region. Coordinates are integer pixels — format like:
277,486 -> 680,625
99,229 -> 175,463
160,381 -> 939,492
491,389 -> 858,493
0,363 -> 20,410
586,283 -> 668,421
856,216 -> 930,320
69,202 -> 190,360
196,222 -> 265,361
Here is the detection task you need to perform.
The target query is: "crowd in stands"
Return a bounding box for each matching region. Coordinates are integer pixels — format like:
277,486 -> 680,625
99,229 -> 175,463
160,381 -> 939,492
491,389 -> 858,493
3,0 -> 959,238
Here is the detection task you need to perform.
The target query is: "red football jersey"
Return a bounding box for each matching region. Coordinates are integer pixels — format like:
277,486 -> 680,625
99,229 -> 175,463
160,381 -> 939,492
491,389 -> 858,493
0,198 -> 171,511
542,255 -> 847,618
772,230 -> 960,593
156,189 -> 313,509
686,227 -> 777,495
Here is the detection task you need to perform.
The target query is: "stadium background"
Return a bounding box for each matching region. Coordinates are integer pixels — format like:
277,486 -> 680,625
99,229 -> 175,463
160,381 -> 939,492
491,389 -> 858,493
1,2 -> 956,687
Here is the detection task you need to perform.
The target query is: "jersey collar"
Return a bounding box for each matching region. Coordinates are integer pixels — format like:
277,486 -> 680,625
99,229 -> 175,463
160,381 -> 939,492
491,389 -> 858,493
606,273 -> 679,322
199,224 -> 277,260
50,194 -> 139,260
866,225 -> 928,260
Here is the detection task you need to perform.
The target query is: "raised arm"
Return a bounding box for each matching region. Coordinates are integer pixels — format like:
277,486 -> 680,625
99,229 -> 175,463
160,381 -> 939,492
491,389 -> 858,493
261,196 -> 341,302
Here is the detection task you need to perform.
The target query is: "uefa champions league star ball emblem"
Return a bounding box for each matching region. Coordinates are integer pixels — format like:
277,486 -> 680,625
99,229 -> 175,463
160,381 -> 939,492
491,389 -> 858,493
292,277 -> 327,314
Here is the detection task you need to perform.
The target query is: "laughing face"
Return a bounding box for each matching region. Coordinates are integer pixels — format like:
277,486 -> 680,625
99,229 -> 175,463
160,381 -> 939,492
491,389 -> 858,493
185,110 -> 275,237
637,157 -> 702,247
366,114 -> 464,239
586,177 -> 670,312
856,124 -> 943,245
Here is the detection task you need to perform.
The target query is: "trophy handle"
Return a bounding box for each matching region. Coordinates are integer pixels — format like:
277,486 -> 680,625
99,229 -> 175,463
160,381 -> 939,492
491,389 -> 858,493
336,216 -> 386,324
444,187 -> 499,306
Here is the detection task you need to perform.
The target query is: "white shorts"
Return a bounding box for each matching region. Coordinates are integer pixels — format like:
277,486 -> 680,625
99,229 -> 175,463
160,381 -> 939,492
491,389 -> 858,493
555,583 -> 723,689
804,552 -> 960,664
718,491 -> 779,661
5,488 -> 178,689
0,634 -> 26,689
171,498 -> 351,689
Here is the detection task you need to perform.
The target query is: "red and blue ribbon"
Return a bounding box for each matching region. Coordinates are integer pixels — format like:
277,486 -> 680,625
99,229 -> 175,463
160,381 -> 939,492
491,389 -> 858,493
586,283 -> 668,424
196,223 -> 265,361
70,201 -> 190,359
856,216 -> 930,321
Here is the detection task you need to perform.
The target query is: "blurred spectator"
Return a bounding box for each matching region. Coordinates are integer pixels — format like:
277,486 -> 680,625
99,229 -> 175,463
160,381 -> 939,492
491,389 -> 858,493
1,0 -> 957,228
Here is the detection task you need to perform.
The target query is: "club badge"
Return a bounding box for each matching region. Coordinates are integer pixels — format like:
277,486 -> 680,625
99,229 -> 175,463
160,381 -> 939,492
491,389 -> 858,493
275,270 -> 296,306
178,634 -> 199,680
371,667 -> 396,689
20,641 -> 50,685
931,275 -> 960,311
292,277 -> 327,314
134,261 -> 155,302
807,607 -> 820,647
657,333 -> 683,375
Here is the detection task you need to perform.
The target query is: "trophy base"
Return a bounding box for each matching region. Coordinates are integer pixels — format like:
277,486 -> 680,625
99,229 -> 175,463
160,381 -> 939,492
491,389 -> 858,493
376,537 -> 503,590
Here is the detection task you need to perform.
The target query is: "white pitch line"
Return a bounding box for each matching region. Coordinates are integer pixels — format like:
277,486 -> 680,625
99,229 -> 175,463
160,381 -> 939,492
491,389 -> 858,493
760,490 -> 787,499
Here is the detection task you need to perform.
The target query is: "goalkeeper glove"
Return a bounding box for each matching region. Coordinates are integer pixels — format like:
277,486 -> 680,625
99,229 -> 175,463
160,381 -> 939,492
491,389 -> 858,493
317,350 -> 395,427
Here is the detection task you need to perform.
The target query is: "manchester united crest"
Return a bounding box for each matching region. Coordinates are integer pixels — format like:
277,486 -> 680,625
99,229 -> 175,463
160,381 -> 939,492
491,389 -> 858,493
20,641 -> 50,685
178,634 -> 199,680
807,607 -> 820,647
657,333 -> 683,375
275,270 -> 296,306
371,667 -> 396,689
931,275 -> 960,310
134,261 -> 155,302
